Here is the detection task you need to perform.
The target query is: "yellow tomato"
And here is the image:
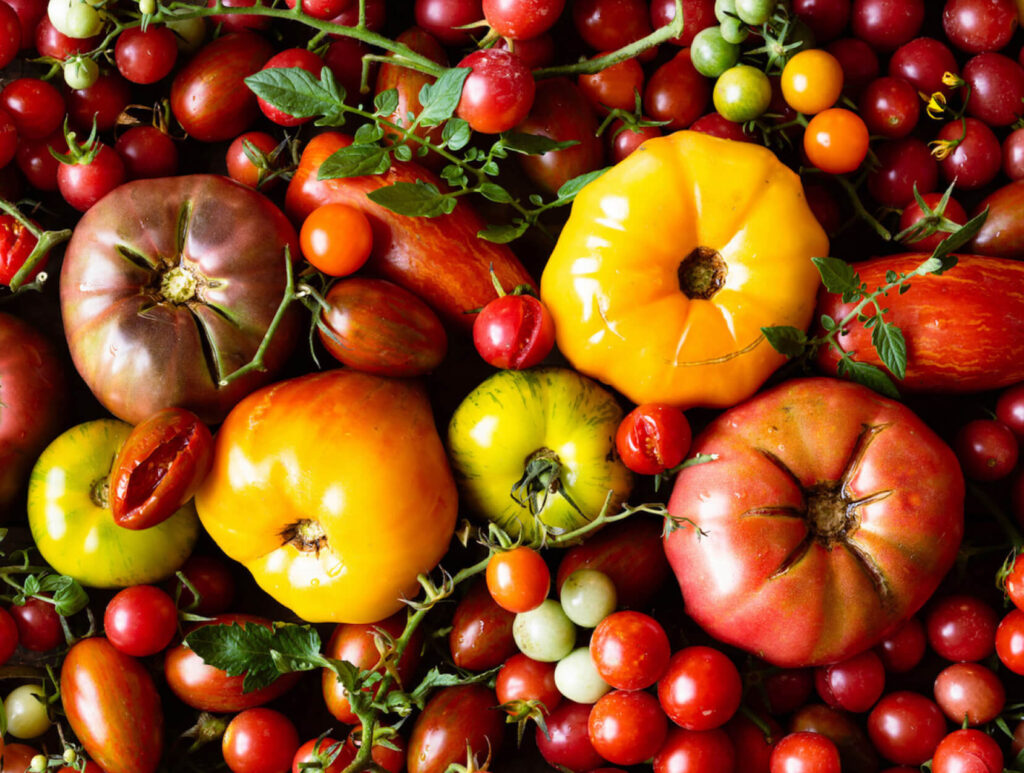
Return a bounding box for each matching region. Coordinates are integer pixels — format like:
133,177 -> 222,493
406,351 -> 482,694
781,49 -> 844,115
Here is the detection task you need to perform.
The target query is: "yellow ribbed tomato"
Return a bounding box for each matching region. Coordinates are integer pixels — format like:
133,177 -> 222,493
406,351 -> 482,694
540,131 -> 828,410
194,370 -> 457,623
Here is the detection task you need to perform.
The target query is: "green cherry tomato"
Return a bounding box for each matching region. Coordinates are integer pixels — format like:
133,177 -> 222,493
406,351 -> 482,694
691,27 -> 740,78
720,15 -> 749,43
4,684 -> 52,739
513,599 -> 577,662
714,0 -> 737,23
28,419 -> 200,588
554,647 -> 611,704
713,65 -> 772,122
560,569 -> 617,628
735,0 -> 777,25
63,58 -> 98,90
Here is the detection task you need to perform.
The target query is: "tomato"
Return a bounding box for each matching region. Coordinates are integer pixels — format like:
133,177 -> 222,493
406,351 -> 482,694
374,27 -> 447,152
473,293 -> 556,370
654,727 -> 736,773
876,617 -> 925,673
859,76 -> 920,139
28,420 -> 199,588
814,650 -> 885,712
114,25 -> 177,84
103,585 -> 178,657
225,131 -> 279,189
60,174 -> 301,425
455,48 -> 535,134
61,638 -> 163,773
406,685 -> 505,773
995,608 -> 1024,674
170,555 -> 236,615
644,49 -> 711,130
9,598 -> 60,652
615,403 -> 691,476
223,708 -> 300,773
256,48 -> 323,127
496,653 -> 561,714
971,180 -> 1024,259
56,142 -> 126,212
866,691 -> 946,766
300,203 -> 373,277
590,611 -> 670,691
657,646 -> 742,730
790,704 -> 880,772
1,744 -> 38,773
769,732 -> 840,773
415,0 -> 479,44
943,0 -> 1017,53
665,377 -> 964,667
0,78 -> 63,139
713,64 -> 772,122
535,701 -> 608,772
0,313 -> 64,516
933,662 -> 1005,725
803,108 -> 870,174
449,578 -> 517,671
486,546 -> 550,613
164,614 -> 301,712
690,28 -> 739,78
578,56 -> 645,113
726,713 -> 777,773
897,191 -> 966,252
589,690 -> 668,765
292,737 -> 349,773
932,729 -> 1002,773
114,125 -> 179,180
196,370 -> 457,623
781,50 -> 843,114
448,367 -> 633,542
4,684 -> 50,739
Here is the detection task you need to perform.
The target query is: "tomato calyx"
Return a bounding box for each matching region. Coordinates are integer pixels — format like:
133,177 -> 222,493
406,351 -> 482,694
89,476 -> 110,509
510,447 -> 584,521
158,265 -> 199,304
281,518 -> 329,553
678,245 -> 728,300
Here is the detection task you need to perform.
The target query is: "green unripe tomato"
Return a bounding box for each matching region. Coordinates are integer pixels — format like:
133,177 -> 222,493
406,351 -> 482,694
63,57 -> 98,90
719,15 -> 749,43
5,684 -> 52,739
735,0 -> 777,25
513,599 -> 576,662
138,0 -> 155,13
62,0 -> 102,38
691,27 -> 741,78
560,569 -> 617,628
554,648 -> 611,704
166,16 -> 206,53
713,65 -> 772,123
714,0 -> 737,23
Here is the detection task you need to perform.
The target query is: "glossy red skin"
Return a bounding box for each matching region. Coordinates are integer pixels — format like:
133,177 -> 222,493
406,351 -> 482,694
790,704 -> 880,773
109,407 -> 214,530
66,71 -> 132,133
897,192 -> 966,252
319,278 -> 447,377
875,617 -> 925,673
608,120 -> 661,162
770,733 -> 840,773
0,313 -> 64,516
495,35 -> 555,69
936,117 -> 1001,190
1,745 -> 40,773
343,729 -> 406,773
61,637 -> 163,773
34,16 -> 96,59
555,517 -> 670,609
665,377 -> 964,667
690,112 -> 754,142
725,713 -> 778,773
535,701 -> 608,772
414,0 -> 480,44
996,608 -> 1024,673
971,181 -> 1024,258
1006,552 -> 1024,608
932,729 -> 1002,773
0,78 -> 63,138
573,0 -> 652,52
955,419 -> 1018,481
114,126 -> 179,180
283,0 -> 350,19
589,690 -> 668,766
814,650 -> 885,712
165,614 -> 301,711
374,27 -> 447,153
817,254 -> 1024,392
473,293 -> 555,369
406,685 -> 504,773
57,144 -> 126,212
644,49 -> 710,130
484,0 -> 563,38
578,56 -> 644,114
170,32 -> 274,142
933,662 -> 1005,724
1004,127 -> 1024,180
0,216 -> 40,284
286,131 -> 536,331
103,585 -> 178,657
943,0 -> 1017,53
223,708 -> 300,773
10,597 -> 61,651
1,0 -> 43,49
456,48 -> 536,134
328,0 -> 385,31
592,611 -> 670,690
448,578 -> 516,671
889,37 -> 959,96
615,403 -> 691,475
114,25 -> 177,84
657,646 -> 741,730
257,48 -> 323,126
650,0 -> 715,46
867,692 -> 946,766
322,611 -> 422,725
653,727 -> 734,773
850,0 -> 924,50
171,554 -> 236,615
859,76 -> 918,138
61,174 -> 300,425
963,53 -> 1024,127
495,653 -> 561,714
293,737 -> 350,773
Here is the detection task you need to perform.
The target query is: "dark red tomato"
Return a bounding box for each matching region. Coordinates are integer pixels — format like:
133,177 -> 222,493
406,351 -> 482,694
867,692 -> 946,765
494,34 -> 555,68
205,0 -> 269,32
827,37 -> 879,95
657,646 -> 741,730
103,585 -> 178,657
866,137 -> 937,208
10,597 -> 60,651
926,595 -> 999,663
407,685 -> 504,773
897,192 -> 967,252
644,49 -> 710,130
414,0 -> 481,45
875,617 -> 926,673
573,0 -> 652,53
935,118 -> 1001,190
171,554 -> 236,615
536,701 -> 608,773
995,608 -> 1024,674
0,607 -> 17,665
486,546 -> 550,613
943,0 -> 1017,53
0,212 -> 42,285
889,37 -> 959,96
850,0 -> 924,50
165,614 -> 300,712
725,713 -> 778,773
591,611 -> 671,691
1,745 -> 40,773
222,708 -> 300,773
2,0 -> 43,49
859,77 -> 918,138
649,0 -> 715,47
759,668 -> 814,715
770,732 -> 840,773
449,578 -> 517,671
589,690 -> 668,766
933,662 -> 1005,725
34,16 -> 96,60
931,729 -> 1003,773
257,48 -> 324,126
794,0 -> 851,41
327,0 -> 385,32
1005,552 -> 1024,609
225,131 -> 278,189
323,38 -> 375,104
484,0 -> 565,39
513,77 -> 603,194
790,704 -> 881,773
473,293 -> 556,369
283,0 -> 350,20
292,737 -> 350,773
496,653 -> 561,714
578,55 -> 644,114
954,419 -> 1019,481
65,71 -> 132,133
0,77 -> 63,139
690,112 -> 754,142
1004,128 -> 1024,180
57,143 -> 126,212
322,610 -> 422,724
815,650 -> 885,713
170,31 -> 274,143
114,126 -> 179,180
963,53 -> 1024,127
803,183 -> 842,237
615,403 -> 691,476
608,120 -> 660,162
654,727 -> 734,773
456,48 -> 535,134
114,25 -> 178,84
0,6 -> 16,69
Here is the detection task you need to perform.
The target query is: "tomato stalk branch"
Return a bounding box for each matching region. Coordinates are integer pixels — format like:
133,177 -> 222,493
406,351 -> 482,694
0,199 -> 70,292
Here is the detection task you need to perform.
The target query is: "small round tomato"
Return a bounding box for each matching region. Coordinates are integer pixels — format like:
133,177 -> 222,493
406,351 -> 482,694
256,48 -> 324,126
657,646 -> 742,730
456,48 -> 535,134
535,701 -> 606,772
615,403 -> 691,476
931,729 -> 1003,773
4,684 -> 51,739
407,686 -> 504,773
9,598 -> 61,652
996,608 -> 1024,674
781,49 -> 844,114
299,202 -> 373,277
875,617 -> 926,673
496,653 -> 561,715
559,569 -> 616,628
291,737 -> 350,773
449,579 -> 517,672
514,599 -> 577,663
803,108 -> 869,173
814,650 -> 885,713
713,65 -> 772,122
486,546 -> 550,614
926,594 -> 998,663
954,419 -> 1019,481
103,585 -> 178,657
867,691 -> 946,766
225,131 -> 279,189
57,144 -> 126,212
223,708 -> 300,773
591,611 -> 670,690
114,25 -> 178,84
1005,552 -> 1024,610
589,690 -> 668,765
769,732 -> 840,773
933,662 -> 1005,725
473,294 -> 556,370
654,727 -> 736,773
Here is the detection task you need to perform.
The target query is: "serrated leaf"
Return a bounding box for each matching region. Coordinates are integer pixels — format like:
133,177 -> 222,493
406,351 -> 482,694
871,321 -> 907,380
22,575 -> 39,598
478,182 -> 512,203
40,574 -> 88,616
922,207 -> 988,270
374,88 -> 399,116
184,622 -> 279,692
318,144 -> 391,179
441,118 -> 471,150
477,220 -> 529,243
417,67 -> 470,127
499,131 -> 579,156
245,67 -> 345,124
555,168 -> 608,203
367,180 -> 454,217
841,359 -> 901,399
760,325 -> 808,358
811,256 -> 860,295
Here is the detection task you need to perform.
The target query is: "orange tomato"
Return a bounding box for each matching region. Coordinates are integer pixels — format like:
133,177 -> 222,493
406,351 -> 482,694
804,108 -> 869,174
781,50 -> 843,115
300,202 -> 374,276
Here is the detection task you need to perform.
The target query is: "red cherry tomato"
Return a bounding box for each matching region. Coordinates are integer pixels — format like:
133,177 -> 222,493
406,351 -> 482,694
866,691 -> 946,765
996,608 -> 1024,674
0,212 -> 45,286
103,585 -> 179,657
954,419 -> 1019,482
473,293 -> 555,370
222,708 -> 300,773
933,662 -> 1005,725
226,131 -> 279,190
456,48 -> 536,134
9,597 -> 61,652
897,192 -> 967,252
171,554 -> 236,615
535,701 -> 607,772
486,546 -> 550,614
114,25 -> 178,84
931,728 -> 1003,773
591,611 -> 671,691
615,403 -> 691,476
769,731 -> 841,773
875,617 -> 926,673
657,646 -> 742,730
291,737 -> 351,773
589,690 -> 668,766
496,653 -> 561,715
654,727 -> 735,773
114,126 -> 179,180
257,48 -> 324,126
814,650 -> 885,713
56,144 -> 126,212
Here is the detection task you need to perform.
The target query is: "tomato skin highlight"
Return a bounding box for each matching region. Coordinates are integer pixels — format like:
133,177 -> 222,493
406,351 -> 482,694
473,294 -> 556,370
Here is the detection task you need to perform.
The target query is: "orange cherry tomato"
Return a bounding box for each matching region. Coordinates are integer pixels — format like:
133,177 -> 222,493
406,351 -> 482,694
486,546 -> 551,613
781,50 -> 843,115
299,202 -> 373,277
803,108 -> 869,174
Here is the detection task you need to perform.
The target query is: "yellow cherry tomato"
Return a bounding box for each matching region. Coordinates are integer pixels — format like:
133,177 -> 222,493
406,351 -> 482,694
781,49 -> 844,115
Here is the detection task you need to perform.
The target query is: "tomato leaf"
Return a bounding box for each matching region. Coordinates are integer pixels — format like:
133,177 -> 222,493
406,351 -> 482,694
244,66 -> 347,127
811,256 -> 859,296
317,144 -> 392,179
917,207 -> 988,276
373,88 -> 399,117
838,359 -> 900,399
39,573 -> 88,616
477,220 -> 529,243
871,320 -> 907,381
498,132 -> 579,156
478,182 -> 512,203
368,180 -> 456,217
417,67 -> 470,127
555,168 -> 609,204
760,325 -> 808,358
442,118 -> 471,151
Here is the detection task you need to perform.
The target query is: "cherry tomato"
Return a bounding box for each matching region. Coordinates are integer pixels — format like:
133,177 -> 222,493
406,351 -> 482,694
0,0 -> 18,66
57,143 -> 126,212
859,77 -> 919,138
827,37 -> 879,95
573,0 -> 652,53
850,0 -> 924,51
407,685 -> 505,773
257,48 -> 324,126
414,0 -> 481,45
713,65 -> 771,122
942,0 -> 1017,53
455,49 -> 536,134
449,579 -> 516,672
3,684 -> 50,739
494,35 -> 555,68
954,419 -> 1019,482
222,708 -> 300,773
926,594 -> 999,662
997,384 -> 1024,440
283,0 -> 350,20
769,732 -> 840,773
781,50 -> 843,114
1006,552 -> 1024,610
65,71 -> 132,133
962,52 -> 1024,127
291,737 -> 350,773
803,108 -> 869,174
473,293 -> 555,370
866,137 -> 937,208
814,650 -> 885,713
897,192 -> 967,252
933,662 -> 1005,725
15,131 -> 66,191
299,202 -> 373,277
0,78 -> 63,139
171,554 -> 236,615
866,691 -> 946,765
931,728 -> 1003,773
654,727 -> 735,773
114,126 -> 179,180
9,597 -> 61,652
615,404 -> 691,476
875,617 -> 926,673
341,728 -> 405,773
0,212 -> 44,286
995,608 -> 1024,674
935,117 -> 1001,191
591,611 -> 670,691
114,25 -> 178,84
578,56 -> 644,114
650,0 -> 716,47
486,546 -> 550,614
103,585 -> 178,657
889,37 -> 959,97
608,120 -> 661,162
644,49 -> 710,130
657,646 -> 742,730
589,690 -> 668,766
793,0 -> 851,42
535,700 -> 607,772
483,0 -> 564,39
496,653 -> 561,714
1004,128 -> 1024,180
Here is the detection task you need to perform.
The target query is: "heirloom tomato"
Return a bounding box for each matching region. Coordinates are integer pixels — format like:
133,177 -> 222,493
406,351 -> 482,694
665,377 -> 964,667
195,370 -> 457,623
540,131 -> 827,410
27,420 -> 200,588
447,367 -> 633,542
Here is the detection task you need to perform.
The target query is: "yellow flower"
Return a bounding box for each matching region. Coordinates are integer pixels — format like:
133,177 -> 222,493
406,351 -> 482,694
925,92 -> 948,120
928,138 -> 956,160
941,71 -> 965,88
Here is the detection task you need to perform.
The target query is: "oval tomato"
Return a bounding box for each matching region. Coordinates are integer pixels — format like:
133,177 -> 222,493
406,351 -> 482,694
61,637 -> 163,773
374,26 -> 447,155
27,420 -> 199,588
195,370 -> 457,623
665,377 -> 964,667
449,578 -> 517,671
406,685 -> 505,773
60,174 -> 300,425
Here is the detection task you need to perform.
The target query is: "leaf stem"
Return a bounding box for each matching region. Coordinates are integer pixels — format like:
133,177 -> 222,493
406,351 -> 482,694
833,175 -> 892,242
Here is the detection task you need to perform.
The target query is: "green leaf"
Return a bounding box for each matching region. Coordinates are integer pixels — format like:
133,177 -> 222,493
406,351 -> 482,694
871,320 -> 907,381
839,359 -> 900,399
374,88 -> 399,116
477,220 -> 530,243
318,144 -> 392,179
353,123 -> 385,144
811,256 -> 859,295
184,622 -> 279,693
760,325 -> 808,358
21,574 -> 39,599
245,67 -> 346,126
441,118 -> 471,151
820,314 -> 836,332
555,168 -> 609,203
918,207 -> 988,275
499,131 -> 579,156
39,574 -> 88,616
394,144 -> 413,162
323,658 -> 375,716
478,182 -> 512,203
417,67 -> 471,127
367,180 -> 455,217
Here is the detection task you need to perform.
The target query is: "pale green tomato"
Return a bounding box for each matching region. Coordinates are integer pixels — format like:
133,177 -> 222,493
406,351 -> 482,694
49,0 -> 102,38
513,599 -> 576,662
560,569 -> 617,628
63,57 -> 98,90
166,15 -> 206,52
5,684 -> 51,739
554,647 -> 610,704
138,0 -> 156,13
